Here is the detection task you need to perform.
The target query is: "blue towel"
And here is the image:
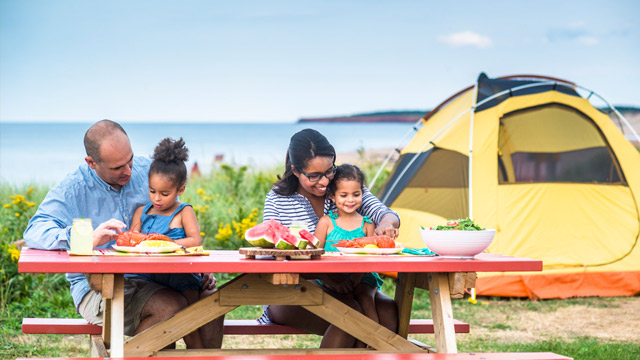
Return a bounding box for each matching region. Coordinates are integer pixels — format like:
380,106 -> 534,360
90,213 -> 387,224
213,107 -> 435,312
402,248 -> 437,256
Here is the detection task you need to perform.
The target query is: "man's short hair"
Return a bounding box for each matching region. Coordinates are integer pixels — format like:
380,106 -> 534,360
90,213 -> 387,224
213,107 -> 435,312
84,120 -> 128,163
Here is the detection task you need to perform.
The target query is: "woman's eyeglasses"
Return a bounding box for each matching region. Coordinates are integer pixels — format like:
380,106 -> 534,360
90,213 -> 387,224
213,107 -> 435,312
296,166 -> 337,182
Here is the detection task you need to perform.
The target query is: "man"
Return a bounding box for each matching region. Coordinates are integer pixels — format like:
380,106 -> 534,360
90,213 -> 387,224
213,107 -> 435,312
23,119 -> 223,347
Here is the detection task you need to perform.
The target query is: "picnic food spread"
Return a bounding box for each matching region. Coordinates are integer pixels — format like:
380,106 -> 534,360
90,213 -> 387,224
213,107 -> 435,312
116,230 -> 174,246
425,218 -> 485,231
334,235 -> 396,249
244,219 -> 320,249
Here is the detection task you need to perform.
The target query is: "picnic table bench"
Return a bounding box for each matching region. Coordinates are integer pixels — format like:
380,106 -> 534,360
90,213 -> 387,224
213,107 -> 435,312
22,317 -> 470,335
15,352 -> 573,360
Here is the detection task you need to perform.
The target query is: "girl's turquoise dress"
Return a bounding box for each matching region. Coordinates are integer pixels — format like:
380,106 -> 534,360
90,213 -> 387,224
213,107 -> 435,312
138,202 -> 202,291
324,212 -> 384,289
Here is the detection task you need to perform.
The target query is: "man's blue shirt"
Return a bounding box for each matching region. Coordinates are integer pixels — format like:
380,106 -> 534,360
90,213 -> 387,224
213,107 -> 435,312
23,156 -> 151,309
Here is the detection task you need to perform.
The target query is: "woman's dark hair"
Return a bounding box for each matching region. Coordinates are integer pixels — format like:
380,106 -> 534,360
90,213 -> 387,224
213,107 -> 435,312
150,137 -> 189,188
328,164 -> 365,196
273,128 -> 336,196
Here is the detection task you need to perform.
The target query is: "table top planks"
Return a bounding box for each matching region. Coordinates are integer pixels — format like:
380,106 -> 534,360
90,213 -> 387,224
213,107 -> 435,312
19,248 -> 542,274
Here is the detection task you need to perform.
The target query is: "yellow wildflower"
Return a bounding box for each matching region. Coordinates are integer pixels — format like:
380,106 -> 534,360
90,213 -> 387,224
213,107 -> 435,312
214,223 -> 233,242
10,194 -> 25,204
197,188 -> 205,196
27,186 -> 35,196
15,213 -> 20,217
26,202 -> 36,207
8,247 -> 20,262
200,232 -> 205,237
3,204 -> 10,208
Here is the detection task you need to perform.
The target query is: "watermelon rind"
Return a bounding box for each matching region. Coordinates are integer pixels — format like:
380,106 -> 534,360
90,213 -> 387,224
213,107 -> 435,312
294,237 -> 309,249
246,238 -> 275,248
275,239 -> 296,250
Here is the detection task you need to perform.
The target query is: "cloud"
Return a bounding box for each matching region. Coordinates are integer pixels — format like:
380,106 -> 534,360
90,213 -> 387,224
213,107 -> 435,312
437,31 -> 492,49
547,23 -> 599,46
577,36 -> 598,46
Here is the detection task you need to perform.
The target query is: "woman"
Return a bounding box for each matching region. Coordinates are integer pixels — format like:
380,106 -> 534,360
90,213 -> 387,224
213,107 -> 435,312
260,128 -> 400,348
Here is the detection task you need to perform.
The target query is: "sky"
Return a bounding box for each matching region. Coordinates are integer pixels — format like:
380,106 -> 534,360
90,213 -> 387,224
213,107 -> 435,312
1,0 -> 639,123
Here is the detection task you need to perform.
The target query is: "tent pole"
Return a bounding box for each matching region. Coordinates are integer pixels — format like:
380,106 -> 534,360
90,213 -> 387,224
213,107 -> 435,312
468,79 -> 479,220
579,86 -> 640,144
380,108 -> 472,204
369,118 -> 423,189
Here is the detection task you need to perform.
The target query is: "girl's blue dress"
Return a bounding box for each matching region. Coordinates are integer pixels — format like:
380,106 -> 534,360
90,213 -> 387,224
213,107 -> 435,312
324,212 -> 384,289
139,202 -> 202,292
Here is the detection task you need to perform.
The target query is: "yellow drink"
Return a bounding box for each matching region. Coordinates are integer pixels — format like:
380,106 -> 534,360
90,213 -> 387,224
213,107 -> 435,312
289,220 -> 309,235
70,218 -> 94,255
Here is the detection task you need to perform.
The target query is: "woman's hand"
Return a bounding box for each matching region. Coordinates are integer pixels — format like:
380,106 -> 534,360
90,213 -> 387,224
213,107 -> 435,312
374,213 -> 400,239
374,223 -> 399,239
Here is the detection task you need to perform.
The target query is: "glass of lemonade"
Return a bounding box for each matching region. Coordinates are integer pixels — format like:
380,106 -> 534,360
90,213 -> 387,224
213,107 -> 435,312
289,220 -> 309,236
70,218 -> 94,255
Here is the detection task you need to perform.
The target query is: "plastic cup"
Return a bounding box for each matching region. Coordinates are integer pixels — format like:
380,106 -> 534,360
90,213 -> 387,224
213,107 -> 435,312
70,218 -> 94,255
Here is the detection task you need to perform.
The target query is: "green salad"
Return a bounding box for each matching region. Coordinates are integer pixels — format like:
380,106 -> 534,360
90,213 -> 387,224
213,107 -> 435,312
423,218 -> 485,231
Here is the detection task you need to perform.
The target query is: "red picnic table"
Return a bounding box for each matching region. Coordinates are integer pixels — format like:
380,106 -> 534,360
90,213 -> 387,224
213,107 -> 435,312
18,248 -> 542,357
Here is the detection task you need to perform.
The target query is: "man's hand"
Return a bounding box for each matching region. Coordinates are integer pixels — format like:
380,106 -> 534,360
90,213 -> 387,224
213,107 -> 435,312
93,219 -> 127,247
200,273 -> 217,291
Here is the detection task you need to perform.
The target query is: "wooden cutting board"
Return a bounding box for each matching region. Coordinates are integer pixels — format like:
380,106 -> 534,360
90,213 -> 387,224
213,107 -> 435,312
239,247 -> 325,261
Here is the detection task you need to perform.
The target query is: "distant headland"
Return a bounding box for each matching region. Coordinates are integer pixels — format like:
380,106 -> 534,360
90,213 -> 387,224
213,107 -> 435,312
298,107 -> 640,123
298,110 -> 428,123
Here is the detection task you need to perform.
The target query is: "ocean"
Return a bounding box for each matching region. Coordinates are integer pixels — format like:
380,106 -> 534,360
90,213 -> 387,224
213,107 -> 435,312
0,122 -> 415,185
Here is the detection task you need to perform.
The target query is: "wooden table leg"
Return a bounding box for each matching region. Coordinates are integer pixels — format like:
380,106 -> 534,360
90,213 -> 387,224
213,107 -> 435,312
394,272 -> 416,338
124,275 -> 246,356
427,272 -> 457,353
110,274 -> 125,357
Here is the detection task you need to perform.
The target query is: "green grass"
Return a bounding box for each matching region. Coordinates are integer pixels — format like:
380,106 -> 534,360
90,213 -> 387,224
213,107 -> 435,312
2,163 -> 639,360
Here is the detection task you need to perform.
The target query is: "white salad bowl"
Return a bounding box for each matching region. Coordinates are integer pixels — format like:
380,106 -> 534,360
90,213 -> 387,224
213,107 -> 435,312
419,228 -> 496,258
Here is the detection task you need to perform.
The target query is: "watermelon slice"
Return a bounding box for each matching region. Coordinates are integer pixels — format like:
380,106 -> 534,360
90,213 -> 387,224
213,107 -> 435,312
245,220 -> 310,249
298,229 -> 320,248
244,221 -> 277,248
276,232 -> 307,250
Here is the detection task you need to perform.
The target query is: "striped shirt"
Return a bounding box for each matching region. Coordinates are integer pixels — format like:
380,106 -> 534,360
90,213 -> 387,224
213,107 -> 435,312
262,185 -> 399,233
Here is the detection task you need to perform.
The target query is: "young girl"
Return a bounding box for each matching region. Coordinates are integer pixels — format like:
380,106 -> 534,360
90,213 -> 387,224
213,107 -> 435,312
130,137 -> 205,348
314,164 -> 385,332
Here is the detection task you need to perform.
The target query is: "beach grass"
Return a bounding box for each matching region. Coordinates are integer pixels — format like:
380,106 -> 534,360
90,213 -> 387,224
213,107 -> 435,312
1,162 -> 639,360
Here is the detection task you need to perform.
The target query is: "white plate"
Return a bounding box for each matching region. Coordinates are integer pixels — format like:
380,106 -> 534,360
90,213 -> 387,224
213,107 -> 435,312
336,246 -> 403,255
112,243 -> 182,253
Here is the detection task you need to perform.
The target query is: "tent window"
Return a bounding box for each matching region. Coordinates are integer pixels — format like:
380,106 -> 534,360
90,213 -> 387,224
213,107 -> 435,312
498,104 -> 625,184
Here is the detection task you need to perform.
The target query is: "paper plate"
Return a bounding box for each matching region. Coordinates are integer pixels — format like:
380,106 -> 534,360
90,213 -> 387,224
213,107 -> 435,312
112,243 -> 181,253
336,246 -> 403,255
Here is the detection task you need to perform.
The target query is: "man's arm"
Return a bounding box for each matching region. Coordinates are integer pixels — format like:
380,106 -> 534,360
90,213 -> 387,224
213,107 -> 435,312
23,186 -> 75,250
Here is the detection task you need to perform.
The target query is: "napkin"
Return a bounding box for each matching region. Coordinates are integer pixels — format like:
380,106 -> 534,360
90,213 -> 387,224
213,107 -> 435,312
401,248 -> 437,256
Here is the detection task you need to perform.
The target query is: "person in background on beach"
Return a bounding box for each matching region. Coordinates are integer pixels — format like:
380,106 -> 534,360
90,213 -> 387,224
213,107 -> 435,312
129,137 -> 212,348
259,128 -> 399,348
313,164 -> 387,346
23,120 -> 224,348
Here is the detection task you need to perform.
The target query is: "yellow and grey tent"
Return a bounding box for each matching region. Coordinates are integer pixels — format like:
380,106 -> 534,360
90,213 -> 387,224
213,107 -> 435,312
375,73 -> 640,299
